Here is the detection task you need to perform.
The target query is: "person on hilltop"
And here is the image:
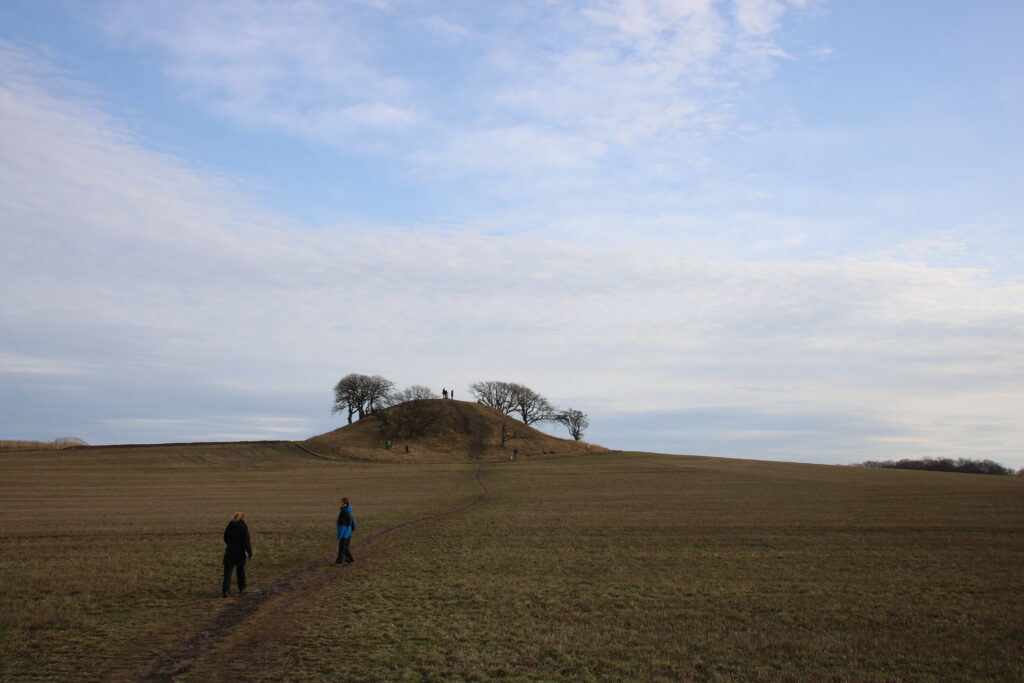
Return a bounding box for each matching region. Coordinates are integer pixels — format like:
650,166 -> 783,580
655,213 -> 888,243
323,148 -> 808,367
336,497 -> 356,564
222,512 -> 253,598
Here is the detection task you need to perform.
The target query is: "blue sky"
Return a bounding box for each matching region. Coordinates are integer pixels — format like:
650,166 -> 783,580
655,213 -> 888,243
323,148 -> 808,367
1,0 -> 1022,466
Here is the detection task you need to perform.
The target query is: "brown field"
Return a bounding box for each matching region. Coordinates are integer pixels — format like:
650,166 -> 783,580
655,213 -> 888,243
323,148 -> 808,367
0,438 -> 83,452
2,443 -> 1022,681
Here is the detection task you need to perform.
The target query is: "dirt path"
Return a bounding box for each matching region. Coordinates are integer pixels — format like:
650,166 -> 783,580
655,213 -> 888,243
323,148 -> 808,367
136,462 -> 488,682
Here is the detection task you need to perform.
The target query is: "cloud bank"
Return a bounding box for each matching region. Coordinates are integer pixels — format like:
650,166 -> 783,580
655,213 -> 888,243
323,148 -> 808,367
2,5 -> 1023,467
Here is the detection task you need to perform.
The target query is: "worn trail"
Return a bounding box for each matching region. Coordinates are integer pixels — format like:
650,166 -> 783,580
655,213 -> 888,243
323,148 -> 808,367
136,462 -> 488,682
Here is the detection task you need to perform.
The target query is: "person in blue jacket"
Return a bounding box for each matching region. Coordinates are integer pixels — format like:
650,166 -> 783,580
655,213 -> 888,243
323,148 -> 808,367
336,497 -> 356,564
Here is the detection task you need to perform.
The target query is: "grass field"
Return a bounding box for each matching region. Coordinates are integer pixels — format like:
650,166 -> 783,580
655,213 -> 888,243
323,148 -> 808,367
2,446 -> 1022,680
0,438 -> 84,452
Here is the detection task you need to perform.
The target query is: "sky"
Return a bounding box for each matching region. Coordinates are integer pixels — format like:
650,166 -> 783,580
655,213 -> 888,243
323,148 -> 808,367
1,0 -> 1022,467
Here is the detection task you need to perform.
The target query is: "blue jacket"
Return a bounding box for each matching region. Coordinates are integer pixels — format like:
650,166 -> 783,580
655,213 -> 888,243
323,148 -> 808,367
336,505 -> 355,539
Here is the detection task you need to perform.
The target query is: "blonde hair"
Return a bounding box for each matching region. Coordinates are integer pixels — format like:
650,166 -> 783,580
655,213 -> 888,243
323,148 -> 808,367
232,512 -> 244,522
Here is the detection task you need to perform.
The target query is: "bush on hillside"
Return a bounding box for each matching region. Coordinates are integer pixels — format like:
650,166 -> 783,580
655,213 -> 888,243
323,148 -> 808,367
856,457 -> 1016,476
373,399 -> 445,441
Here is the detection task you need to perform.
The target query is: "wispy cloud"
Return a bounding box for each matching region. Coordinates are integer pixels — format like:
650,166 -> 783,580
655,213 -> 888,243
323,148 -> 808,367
99,0 -> 808,183
0,353 -> 84,376
733,0 -> 788,36
104,0 -> 420,139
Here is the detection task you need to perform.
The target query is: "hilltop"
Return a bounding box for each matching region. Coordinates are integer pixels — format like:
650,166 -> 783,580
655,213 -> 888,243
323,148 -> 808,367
302,398 -> 607,462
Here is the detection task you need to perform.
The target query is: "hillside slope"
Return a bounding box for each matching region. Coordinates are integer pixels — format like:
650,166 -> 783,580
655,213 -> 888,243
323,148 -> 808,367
302,399 -> 607,462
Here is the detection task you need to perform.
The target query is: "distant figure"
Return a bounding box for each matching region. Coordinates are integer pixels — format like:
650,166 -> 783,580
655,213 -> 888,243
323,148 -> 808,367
442,388 -> 448,399
450,390 -> 454,400
336,497 -> 356,564
513,448 -> 519,460
222,512 -> 252,597
405,444 -> 409,453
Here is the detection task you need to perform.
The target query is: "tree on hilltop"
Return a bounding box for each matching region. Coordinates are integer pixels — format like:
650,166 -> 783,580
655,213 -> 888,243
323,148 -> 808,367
509,384 -> 555,425
469,380 -> 517,415
332,373 -> 395,423
470,380 -> 555,425
387,385 -> 439,405
554,409 -> 589,441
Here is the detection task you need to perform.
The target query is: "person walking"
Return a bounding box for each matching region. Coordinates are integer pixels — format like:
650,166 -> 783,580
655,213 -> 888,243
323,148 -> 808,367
336,497 -> 356,564
222,512 -> 252,597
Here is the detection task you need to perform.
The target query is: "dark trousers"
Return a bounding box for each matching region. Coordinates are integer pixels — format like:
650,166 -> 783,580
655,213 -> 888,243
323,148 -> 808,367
337,537 -> 354,563
222,558 -> 246,594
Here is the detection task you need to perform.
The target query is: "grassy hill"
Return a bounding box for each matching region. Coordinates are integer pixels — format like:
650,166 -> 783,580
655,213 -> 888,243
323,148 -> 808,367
1,443 -> 1022,680
304,398 -> 608,461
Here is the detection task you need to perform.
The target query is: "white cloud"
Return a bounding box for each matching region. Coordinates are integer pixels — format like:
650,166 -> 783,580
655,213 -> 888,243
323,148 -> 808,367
414,125 -> 607,173
732,0 -> 787,36
420,15 -> 469,39
810,45 -> 834,60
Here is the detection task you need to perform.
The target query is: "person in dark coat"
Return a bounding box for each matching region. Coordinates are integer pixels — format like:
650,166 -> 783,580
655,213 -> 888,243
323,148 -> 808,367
222,512 -> 252,597
336,497 -> 356,564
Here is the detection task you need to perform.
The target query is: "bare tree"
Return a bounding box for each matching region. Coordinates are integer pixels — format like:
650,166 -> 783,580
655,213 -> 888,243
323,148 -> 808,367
363,375 -> 395,415
554,409 -> 589,441
332,374 -> 362,424
332,373 -> 395,423
509,383 -> 555,425
387,385 -> 439,405
470,380 -> 555,425
469,380 -> 517,415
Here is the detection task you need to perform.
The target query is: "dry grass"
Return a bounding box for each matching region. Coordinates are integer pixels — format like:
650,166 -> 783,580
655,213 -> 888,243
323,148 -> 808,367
186,452 -> 1024,681
3,446 -> 1023,680
0,438 -> 83,452
0,442 -> 476,679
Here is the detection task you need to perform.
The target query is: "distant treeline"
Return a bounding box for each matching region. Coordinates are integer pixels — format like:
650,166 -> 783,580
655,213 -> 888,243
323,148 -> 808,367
857,457 -> 1023,476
